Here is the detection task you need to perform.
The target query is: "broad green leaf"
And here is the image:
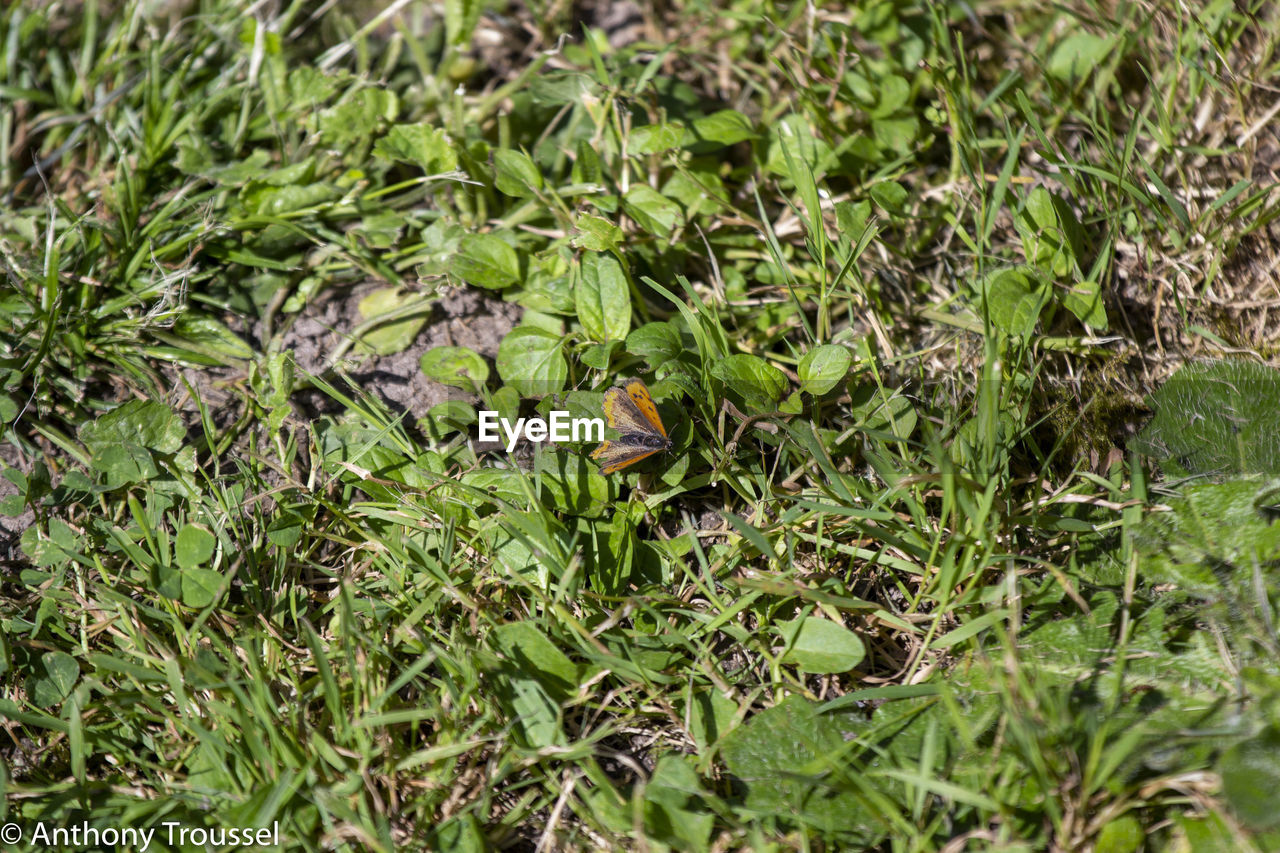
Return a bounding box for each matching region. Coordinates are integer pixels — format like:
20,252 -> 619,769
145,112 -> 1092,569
766,114 -> 832,183
493,149 -> 543,197
489,622 -> 579,701
1016,187 -> 1087,279
870,181 -> 908,215
80,399 -> 185,454
451,233 -> 520,290
711,354 -> 788,409
623,184 -> 682,238
175,524 -> 216,569
539,452 -> 609,518
689,109 -> 756,147
721,696 -> 878,838
627,322 -> 683,367
496,327 -> 567,396
643,755 -> 715,850
240,182 -> 340,217
0,467 -> 26,516
571,214 -> 623,253
577,252 -> 631,342
356,287 -> 430,355
1133,360 -> 1280,478
1047,32 -> 1114,81
318,89 -> 398,149
1095,815 -> 1143,853
630,123 -> 685,154
267,511 -> 305,548
420,346 -> 489,390
835,200 -> 872,242
530,72 -> 600,105
503,675 -> 562,748
29,651 -> 78,707
356,211 -> 406,249
1220,726 -> 1280,830
781,616 -> 866,674
181,568 -> 225,608
429,817 -> 487,853
872,113 -> 919,152
849,383 -> 917,440
372,124 -> 458,173
580,341 -> 620,370
426,400 -> 477,438
980,267 -> 1049,337
1061,279 -> 1107,330
870,75 -> 910,117
799,345 -> 853,395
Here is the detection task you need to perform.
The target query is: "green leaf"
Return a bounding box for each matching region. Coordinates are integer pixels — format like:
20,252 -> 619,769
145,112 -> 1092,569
627,322 -> 683,367
420,346 -> 489,390
356,287 -> 430,356
175,524 -> 216,569
799,345 -> 853,395
29,651 -> 78,708
426,400 -> 477,439
766,114 -> 832,183
571,214 -> 623,253
781,616 -> 866,674
870,181 -> 908,216
267,511 -> 305,548
643,755 -> 715,850
530,71 -> 599,105
502,674 -> 562,748
539,452 -> 609,517
451,233 -> 520,290
79,400 -> 186,487
0,468 -> 26,516
1133,360 -> 1280,478
181,568 -> 225,609
980,267 -> 1049,337
444,0 -> 482,47
1047,32 -> 1114,82
1061,279 -> 1107,330
372,124 -> 458,173
689,109 -> 756,147
870,75 -> 911,117
0,391 -> 17,425
849,383 -> 917,440
835,200 -> 872,242
1095,815 -> 1143,853
493,149 -> 543,197
496,327 -> 567,396
1220,726 -> 1280,830
871,113 -> 919,153
80,399 -> 185,454
240,182 -> 340,217
711,354 -> 788,409
1016,187 -> 1088,279
630,123 -> 685,154
170,314 -> 257,361
721,696 -> 878,838
317,89 -> 398,149
577,253 -> 632,342
489,622 -> 579,701
622,184 -> 682,238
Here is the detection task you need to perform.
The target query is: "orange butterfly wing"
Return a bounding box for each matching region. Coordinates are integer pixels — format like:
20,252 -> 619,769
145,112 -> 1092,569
591,441 -> 666,474
622,378 -> 668,438
591,379 -> 672,474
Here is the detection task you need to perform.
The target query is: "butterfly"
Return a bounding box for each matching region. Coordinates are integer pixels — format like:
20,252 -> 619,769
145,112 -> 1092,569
591,378 -> 672,475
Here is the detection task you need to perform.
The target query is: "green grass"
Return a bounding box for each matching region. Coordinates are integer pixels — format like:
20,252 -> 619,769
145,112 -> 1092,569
3,0 -> 1280,849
